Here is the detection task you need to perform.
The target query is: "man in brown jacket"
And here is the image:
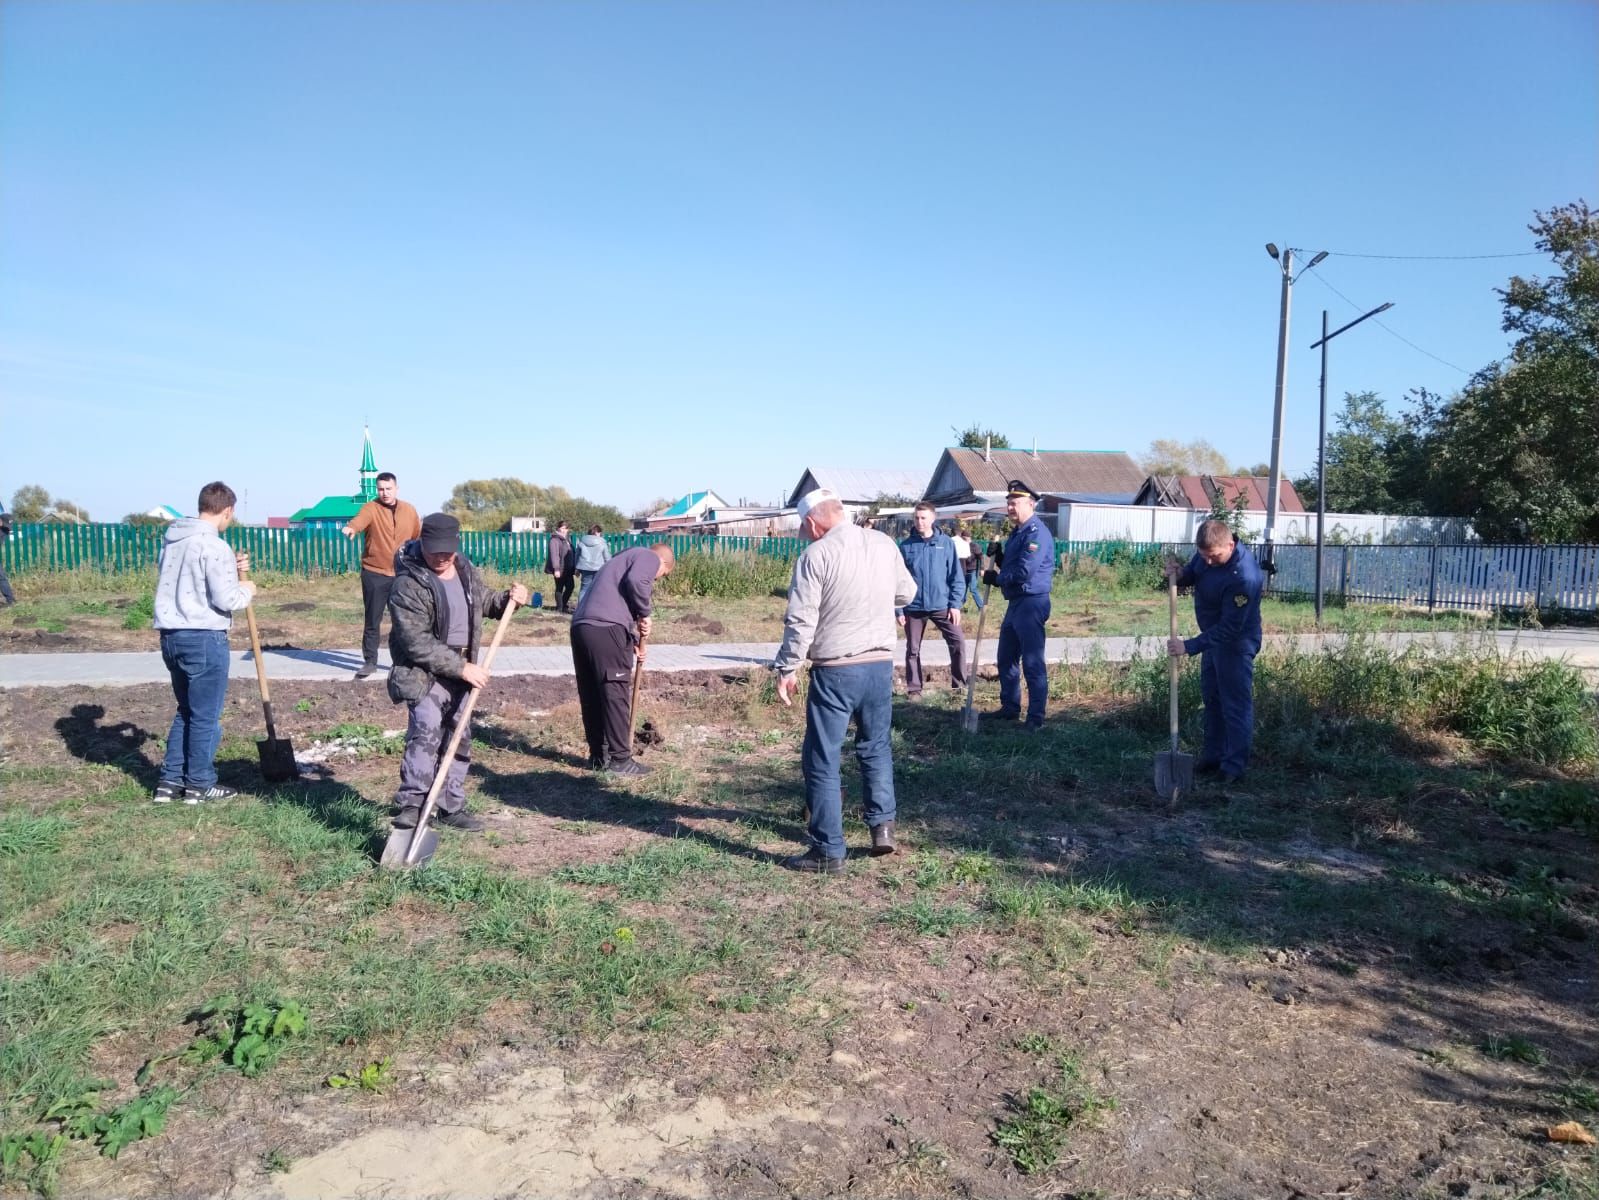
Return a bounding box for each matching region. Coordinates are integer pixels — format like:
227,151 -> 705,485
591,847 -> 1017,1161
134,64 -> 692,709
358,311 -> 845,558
342,471 -> 422,678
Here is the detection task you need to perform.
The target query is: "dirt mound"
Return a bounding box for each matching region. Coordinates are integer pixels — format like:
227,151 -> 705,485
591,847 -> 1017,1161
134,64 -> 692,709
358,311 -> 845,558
676,614 -> 728,637
277,601 -> 316,613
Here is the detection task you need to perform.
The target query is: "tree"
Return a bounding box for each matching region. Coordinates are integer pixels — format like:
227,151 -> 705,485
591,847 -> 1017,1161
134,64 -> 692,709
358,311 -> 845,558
442,478 -> 625,533
1411,201 -> 1599,541
953,425 -> 1011,450
123,512 -> 170,527
1140,438 -> 1230,476
1232,462 -> 1272,477
1290,391 -> 1412,514
633,497 -> 674,519
51,499 -> 91,523
10,485 -> 50,522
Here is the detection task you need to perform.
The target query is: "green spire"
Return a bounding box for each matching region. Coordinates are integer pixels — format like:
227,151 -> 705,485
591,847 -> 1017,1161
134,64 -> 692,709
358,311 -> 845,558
359,426 -> 377,501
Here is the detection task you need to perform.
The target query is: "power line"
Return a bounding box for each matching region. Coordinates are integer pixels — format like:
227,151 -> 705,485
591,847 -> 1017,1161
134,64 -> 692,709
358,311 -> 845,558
1303,270 -> 1474,375
1328,250 -> 1539,260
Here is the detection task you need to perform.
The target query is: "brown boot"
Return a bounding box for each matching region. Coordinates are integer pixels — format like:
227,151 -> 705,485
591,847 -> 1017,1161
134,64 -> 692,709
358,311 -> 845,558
870,821 -> 896,856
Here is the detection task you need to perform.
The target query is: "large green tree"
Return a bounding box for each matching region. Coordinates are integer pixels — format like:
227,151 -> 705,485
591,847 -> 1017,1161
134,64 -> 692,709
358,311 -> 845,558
1140,438 -> 1230,476
443,478 -> 625,533
1417,201 -> 1599,541
1291,391 -> 1415,514
9,485 -> 51,522
953,425 -> 1011,450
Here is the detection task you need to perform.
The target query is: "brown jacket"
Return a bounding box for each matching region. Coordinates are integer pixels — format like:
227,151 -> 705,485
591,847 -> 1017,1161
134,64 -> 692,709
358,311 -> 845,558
347,500 -> 421,576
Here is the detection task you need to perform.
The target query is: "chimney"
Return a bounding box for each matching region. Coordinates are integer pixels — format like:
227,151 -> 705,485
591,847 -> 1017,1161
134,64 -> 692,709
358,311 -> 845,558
983,436 -> 991,463
1031,437 -> 1038,460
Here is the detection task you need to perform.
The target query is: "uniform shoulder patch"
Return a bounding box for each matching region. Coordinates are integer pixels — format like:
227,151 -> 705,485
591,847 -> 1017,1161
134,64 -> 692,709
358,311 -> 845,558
1233,593 -> 1248,607
1027,542 -> 1039,552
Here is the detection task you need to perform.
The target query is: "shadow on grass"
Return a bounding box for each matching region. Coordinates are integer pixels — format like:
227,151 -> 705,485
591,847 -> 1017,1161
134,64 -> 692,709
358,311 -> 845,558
53,702 -> 160,788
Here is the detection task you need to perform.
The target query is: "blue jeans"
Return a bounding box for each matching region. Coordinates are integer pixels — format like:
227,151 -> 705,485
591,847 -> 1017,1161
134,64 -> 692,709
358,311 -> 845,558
964,570 -> 985,610
801,661 -> 896,859
996,593 -> 1051,724
159,629 -> 232,789
1200,646 -> 1256,776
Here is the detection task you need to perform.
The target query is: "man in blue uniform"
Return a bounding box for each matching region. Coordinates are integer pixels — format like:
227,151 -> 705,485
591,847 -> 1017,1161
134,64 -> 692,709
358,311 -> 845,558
982,480 -> 1056,730
1167,519 -> 1265,784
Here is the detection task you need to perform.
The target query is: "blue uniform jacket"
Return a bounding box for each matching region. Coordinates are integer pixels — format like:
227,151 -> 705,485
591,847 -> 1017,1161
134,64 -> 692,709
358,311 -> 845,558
997,515 -> 1055,601
898,531 -> 966,614
1176,544 -> 1264,656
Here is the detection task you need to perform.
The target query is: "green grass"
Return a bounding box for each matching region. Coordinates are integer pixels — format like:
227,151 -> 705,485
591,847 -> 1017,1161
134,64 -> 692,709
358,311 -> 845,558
992,1048 -> 1116,1174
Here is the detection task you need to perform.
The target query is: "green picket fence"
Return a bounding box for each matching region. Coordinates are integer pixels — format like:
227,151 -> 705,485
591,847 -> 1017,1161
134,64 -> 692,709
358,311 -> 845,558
0,523 -> 809,578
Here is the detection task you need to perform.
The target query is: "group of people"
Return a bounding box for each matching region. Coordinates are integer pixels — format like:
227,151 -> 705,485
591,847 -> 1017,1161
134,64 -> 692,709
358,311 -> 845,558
148,476 -> 1263,872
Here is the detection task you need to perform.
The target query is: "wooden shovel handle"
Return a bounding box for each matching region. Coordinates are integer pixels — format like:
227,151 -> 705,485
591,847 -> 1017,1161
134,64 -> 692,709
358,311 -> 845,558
628,630 -> 649,743
962,553 -> 993,711
238,563 -> 279,739
1167,574 -> 1180,753
404,598 -> 520,865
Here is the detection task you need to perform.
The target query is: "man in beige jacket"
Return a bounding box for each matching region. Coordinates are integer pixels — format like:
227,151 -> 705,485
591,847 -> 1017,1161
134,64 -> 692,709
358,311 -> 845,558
774,488 -> 917,873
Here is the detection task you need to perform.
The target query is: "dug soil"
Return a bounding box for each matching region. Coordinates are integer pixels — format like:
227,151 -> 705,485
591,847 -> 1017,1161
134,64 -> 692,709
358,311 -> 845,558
6,674 -> 1596,1200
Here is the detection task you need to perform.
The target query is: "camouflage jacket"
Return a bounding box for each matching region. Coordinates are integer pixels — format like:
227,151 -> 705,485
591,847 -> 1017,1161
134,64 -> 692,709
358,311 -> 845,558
386,540 -> 514,703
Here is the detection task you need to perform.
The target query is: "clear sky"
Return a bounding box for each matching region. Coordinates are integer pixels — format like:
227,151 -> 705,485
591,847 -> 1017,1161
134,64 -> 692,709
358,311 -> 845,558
2,0 -> 1594,522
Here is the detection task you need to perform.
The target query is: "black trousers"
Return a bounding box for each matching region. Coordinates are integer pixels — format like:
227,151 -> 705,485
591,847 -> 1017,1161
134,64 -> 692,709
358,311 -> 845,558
553,570 -> 576,612
360,569 -> 396,668
570,622 -> 636,764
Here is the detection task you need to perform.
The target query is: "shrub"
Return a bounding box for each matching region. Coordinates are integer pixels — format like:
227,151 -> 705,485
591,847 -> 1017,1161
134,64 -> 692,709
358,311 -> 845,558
657,551 -> 793,600
122,591 -> 155,630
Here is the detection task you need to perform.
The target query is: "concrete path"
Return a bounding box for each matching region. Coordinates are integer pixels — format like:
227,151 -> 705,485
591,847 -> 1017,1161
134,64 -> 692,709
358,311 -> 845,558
3,629 -> 1597,689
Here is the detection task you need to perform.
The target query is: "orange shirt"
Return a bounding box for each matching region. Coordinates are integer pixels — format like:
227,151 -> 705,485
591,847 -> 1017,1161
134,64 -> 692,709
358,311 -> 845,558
348,500 -> 421,576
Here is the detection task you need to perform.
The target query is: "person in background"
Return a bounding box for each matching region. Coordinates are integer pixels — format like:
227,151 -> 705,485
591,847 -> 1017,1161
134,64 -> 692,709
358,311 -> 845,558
545,519 -> 576,613
151,481 -> 256,803
1167,519 -> 1265,786
0,511 -> 14,607
950,521 -> 984,613
573,524 -> 612,595
897,502 -> 967,699
569,541 -> 675,776
342,471 -> 421,679
982,480 -> 1056,731
386,513 -> 528,834
773,489 -> 918,874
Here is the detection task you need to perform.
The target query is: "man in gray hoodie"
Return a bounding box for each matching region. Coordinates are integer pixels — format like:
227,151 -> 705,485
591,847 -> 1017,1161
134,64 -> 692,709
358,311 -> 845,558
152,481 -> 256,803
573,524 -> 611,596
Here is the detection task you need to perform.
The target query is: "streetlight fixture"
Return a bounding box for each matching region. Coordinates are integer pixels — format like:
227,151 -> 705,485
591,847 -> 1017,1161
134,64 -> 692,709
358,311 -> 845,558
1308,301 -> 1394,622
1262,244 -> 1328,575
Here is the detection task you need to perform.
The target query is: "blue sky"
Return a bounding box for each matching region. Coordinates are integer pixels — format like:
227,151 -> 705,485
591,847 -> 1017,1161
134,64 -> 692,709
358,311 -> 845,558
2,1 -> 1594,521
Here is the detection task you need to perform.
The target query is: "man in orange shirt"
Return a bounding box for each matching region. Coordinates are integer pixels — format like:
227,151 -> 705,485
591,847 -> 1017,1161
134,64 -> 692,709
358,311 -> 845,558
342,471 -> 422,678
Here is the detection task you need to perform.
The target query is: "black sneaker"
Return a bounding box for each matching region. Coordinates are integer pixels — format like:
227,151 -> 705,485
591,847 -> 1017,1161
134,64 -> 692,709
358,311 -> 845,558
183,785 -> 238,804
1021,719 -> 1044,734
781,848 -> 845,875
981,708 -> 1021,723
393,805 -> 423,829
436,810 -> 486,832
153,782 -> 184,803
606,758 -> 652,778
354,664 -> 378,679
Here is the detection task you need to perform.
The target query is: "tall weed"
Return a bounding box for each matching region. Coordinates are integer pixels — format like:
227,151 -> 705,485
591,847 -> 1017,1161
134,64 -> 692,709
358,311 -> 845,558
658,551 -> 792,600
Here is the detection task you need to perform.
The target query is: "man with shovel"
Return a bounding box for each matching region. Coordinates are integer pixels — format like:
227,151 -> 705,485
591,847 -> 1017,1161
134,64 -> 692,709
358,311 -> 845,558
387,513 -> 528,833
773,488 -> 918,874
1166,519 -> 1264,786
569,541 -> 675,776
151,481 -> 256,803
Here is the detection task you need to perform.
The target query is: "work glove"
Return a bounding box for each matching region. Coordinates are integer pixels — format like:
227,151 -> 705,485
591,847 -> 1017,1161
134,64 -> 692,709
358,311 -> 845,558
987,541 -> 1004,566
982,568 -> 999,587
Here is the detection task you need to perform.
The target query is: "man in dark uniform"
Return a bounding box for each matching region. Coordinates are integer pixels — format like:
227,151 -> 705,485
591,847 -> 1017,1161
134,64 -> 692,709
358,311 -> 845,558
982,480 -> 1056,730
570,541 -> 675,776
1166,519 -> 1265,784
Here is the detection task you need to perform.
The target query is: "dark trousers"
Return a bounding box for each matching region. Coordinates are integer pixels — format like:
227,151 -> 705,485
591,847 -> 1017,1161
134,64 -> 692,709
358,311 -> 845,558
159,629 -> 231,789
395,678 -> 473,814
553,570 -> 576,612
360,569 -> 396,668
1200,647 -> 1256,776
0,561 -> 13,605
802,661 -> 896,859
571,623 -> 636,764
903,610 -> 967,693
996,593 -> 1051,724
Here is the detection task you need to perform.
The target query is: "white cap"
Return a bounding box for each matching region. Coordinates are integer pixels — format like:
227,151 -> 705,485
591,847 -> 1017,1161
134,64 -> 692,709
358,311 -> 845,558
795,488 -> 840,520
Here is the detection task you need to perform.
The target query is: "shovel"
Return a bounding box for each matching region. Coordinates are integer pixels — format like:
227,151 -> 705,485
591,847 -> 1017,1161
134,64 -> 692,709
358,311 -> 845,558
1153,572 -> 1193,807
959,559 -> 994,734
239,567 -> 299,784
380,599 -> 519,870
628,629 -> 650,754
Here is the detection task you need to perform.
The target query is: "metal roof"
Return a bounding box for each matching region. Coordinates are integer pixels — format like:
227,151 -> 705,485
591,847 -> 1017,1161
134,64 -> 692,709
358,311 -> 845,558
930,448 -> 1145,502
789,467 -> 930,506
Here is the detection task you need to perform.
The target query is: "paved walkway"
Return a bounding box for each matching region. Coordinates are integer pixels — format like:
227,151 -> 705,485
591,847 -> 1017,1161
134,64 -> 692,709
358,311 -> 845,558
3,630 -> 1597,689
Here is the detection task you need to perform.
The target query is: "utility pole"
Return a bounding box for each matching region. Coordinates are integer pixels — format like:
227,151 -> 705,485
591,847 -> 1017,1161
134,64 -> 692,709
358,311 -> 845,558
1263,248 -> 1292,572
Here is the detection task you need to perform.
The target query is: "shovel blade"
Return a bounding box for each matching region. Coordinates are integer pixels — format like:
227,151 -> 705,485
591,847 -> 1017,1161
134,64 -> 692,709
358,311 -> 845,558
378,825 -> 438,870
958,704 -> 979,734
257,738 -> 300,784
1153,750 -> 1193,805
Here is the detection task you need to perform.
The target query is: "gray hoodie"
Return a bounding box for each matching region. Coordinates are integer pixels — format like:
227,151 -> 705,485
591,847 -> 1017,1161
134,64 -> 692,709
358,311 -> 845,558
573,533 -> 612,572
152,519 -> 252,631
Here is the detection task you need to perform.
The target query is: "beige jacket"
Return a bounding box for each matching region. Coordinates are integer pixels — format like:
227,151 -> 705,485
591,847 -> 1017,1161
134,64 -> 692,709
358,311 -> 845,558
775,523 -> 917,675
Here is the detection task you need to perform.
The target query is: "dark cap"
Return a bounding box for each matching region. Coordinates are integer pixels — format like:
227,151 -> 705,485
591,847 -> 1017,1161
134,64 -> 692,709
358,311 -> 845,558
1005,479 -> 1040,501
420,513 -> 460,554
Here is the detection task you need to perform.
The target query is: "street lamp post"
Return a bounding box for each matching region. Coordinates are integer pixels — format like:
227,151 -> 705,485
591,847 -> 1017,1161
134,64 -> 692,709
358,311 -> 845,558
1262,244 -> 1327,574
1310,301 -> 1394,622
